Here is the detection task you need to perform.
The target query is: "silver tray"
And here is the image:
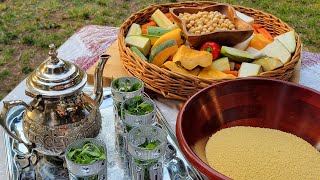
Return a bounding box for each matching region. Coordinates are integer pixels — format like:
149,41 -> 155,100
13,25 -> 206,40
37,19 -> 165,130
3,88 -> 205,180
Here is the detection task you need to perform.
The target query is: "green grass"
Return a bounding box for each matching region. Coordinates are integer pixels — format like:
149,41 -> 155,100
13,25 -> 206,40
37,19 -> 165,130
0,0 -> 319,100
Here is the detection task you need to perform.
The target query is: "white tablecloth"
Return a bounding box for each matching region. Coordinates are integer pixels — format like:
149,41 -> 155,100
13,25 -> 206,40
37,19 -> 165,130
0,25 -> 319,179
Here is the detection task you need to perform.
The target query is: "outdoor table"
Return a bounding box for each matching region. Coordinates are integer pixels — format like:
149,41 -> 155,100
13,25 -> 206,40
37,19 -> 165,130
0,25 -> 319,179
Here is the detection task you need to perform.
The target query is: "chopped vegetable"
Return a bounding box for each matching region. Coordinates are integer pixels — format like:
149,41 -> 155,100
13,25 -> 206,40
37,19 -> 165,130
147,26 -> 171,36
141,21 -> 157,29
274,30 -> 296,54
67,142 -> 106,164
173,45 -> 212,70
113,79 -> 142,92
124,96 -> 153,115
257,28 -> 274,41
130,46 -> 147,61
149,13 -> 173,22
151,28 -> 184,51
162,61 -> 201,76
149,39 -> 178,66
125,35 -> 151,56
234,63 -> 241,70
222,70 -> 238,77
199,42 -> 221,60
198,66 -> 236,79
248,34 -> 272,50
126,23 -> 142,37
151,9 -> 174,28
142,27 -> 147,34
252,23 -> 262,30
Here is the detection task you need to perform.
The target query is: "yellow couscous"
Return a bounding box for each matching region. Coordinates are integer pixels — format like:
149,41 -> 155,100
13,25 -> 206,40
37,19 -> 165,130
205,126 -> 320,180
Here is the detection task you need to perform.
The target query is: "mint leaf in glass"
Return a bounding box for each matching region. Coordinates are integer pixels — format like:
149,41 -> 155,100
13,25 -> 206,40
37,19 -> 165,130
67,142 -> 106,164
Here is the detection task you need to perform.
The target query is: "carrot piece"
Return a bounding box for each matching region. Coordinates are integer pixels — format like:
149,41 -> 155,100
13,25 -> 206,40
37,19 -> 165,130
141,21 -> 157,29
234,63 -> 241,70
168,17 -> 174,22
248,34 -> 272,50
142,27 -> 147,34
252,23 -> 262,30
165,13 -> 172,19
257,28 -> 274,41
253,29 -> 258,34
223,70 -> 238,77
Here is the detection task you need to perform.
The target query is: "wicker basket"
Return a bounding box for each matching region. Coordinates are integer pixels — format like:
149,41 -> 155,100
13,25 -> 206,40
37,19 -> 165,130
118,1 -> 302,100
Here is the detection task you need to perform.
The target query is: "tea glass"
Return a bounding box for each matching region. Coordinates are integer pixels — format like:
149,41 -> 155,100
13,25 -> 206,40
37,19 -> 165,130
127,126 -> 167,180
65,138 -> 107,180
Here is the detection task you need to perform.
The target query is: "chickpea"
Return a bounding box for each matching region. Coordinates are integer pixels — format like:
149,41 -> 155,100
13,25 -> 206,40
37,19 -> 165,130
184,10 -> 236,34
190,27 -> 196,33
212,23 -> 217,28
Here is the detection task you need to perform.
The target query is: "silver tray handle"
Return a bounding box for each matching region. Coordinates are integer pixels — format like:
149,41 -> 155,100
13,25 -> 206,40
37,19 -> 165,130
0,100 -> 34,152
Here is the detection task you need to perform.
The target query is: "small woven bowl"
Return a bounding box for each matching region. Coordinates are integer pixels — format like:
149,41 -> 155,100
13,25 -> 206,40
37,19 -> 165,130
170,4 -> 254,48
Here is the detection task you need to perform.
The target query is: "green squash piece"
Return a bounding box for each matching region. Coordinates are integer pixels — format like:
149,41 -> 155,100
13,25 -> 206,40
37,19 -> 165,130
130,46 -> 147,61
221,46 -> 254,63
125,36 -> 151,56
149,39 -> 178,66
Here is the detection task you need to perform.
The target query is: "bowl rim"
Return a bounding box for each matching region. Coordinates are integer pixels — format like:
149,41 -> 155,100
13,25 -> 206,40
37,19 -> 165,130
176,78 -> 320,179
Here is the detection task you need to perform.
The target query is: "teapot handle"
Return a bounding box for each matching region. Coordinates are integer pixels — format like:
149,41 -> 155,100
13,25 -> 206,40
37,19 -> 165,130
0,100 -> 35,152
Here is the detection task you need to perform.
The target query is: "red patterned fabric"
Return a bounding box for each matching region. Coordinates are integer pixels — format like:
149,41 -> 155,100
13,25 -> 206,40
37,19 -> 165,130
57,25 -> 118,71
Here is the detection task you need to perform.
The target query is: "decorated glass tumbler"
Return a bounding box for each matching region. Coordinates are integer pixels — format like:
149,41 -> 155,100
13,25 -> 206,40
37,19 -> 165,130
110,77 -> 144,155
65,138 -> 107,180
110,76 -> 144,121
121,96 -> 156,133
127,125 -> 167,180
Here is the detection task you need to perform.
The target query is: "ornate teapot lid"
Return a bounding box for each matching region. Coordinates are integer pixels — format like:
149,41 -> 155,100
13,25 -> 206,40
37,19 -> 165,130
26,44 -> 87,98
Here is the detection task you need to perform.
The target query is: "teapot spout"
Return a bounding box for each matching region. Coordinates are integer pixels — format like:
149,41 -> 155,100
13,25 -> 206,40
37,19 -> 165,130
93,54 -> 110,106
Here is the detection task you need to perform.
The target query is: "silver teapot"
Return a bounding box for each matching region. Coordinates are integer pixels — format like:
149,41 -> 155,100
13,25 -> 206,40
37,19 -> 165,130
0,44 -> 109,156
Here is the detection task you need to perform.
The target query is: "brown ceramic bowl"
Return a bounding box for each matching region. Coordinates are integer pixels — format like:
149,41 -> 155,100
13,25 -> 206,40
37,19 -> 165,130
170,4 -> 254,48
176,78 -> 320,179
